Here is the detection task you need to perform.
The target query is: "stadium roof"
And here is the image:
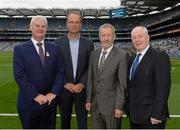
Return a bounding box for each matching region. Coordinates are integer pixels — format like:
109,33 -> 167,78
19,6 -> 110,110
0,0 -> 179,18
122,0 -> 180,16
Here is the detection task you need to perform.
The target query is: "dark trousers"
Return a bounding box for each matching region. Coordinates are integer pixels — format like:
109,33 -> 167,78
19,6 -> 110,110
59,89 -> 87,129
18,105 -> 56,129
130,120 -> 166,129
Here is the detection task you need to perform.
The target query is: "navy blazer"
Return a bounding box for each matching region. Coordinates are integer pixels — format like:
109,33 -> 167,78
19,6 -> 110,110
54,36 -> 94,87
13,40 -> 64,109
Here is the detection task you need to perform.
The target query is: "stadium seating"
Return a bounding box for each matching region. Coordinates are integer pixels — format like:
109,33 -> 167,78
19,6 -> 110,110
0,5 -> 179,57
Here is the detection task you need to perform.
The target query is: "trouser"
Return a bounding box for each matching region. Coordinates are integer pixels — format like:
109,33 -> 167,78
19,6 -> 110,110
90,113 -> 121,129
130,120 -> 166,129
59,89 -> 87,129
18,105 -> 56,129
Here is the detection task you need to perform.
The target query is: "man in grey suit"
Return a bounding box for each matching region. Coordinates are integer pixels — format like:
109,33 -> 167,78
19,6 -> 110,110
85,23 -> 128,129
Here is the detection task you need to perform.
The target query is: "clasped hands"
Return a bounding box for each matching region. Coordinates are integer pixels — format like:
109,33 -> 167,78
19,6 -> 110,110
34,93 -> 56,105
64,83 -> 84,93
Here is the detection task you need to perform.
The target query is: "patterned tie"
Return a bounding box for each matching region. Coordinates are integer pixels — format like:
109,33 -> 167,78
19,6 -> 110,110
37,43 -> 45,66
131,53 -> 141,79
98,50 -> 107,73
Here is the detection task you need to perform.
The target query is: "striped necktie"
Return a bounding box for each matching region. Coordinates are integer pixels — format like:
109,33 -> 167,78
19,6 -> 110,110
98,50 -> 107,73
37,43 -> 45,66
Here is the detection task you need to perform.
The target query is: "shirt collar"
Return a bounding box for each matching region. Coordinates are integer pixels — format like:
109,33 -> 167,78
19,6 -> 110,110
101,45 -> 114,54
31,37 -> 44,46
68,33 -> 80,41
137,45 -> 150,56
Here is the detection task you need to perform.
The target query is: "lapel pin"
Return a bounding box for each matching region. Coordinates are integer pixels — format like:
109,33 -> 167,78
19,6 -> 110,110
46,52 -> 50,57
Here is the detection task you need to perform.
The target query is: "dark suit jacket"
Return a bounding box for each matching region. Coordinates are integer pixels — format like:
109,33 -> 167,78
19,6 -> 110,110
13,40 -> 64,109
127,47 -> 171,124
86,46 -> 128,115
54,36 -> 94,87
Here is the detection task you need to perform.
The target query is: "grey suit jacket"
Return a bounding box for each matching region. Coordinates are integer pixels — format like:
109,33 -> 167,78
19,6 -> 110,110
86,46 -> 128,115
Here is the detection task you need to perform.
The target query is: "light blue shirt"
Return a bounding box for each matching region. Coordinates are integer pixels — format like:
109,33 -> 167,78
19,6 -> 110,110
69,39 -> 79,80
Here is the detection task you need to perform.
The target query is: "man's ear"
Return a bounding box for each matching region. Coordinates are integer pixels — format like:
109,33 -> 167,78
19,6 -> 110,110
113,34 -> 116,41
29,25 -> 32,31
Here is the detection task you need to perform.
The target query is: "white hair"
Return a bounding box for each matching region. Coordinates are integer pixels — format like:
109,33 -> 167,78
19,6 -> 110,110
131,26 -> 149,35
30,15 -> 48,28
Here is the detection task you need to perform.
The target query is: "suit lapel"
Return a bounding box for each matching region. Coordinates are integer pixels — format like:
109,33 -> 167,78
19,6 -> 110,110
95,49 -> 101,75
133,47 -> 152,80
76,37 -> 83,78
27,40 -> 44,70
64,37 -> 74,77
101,47 -> 116,73
97,46 -> 116,75
44,41 -> 51,70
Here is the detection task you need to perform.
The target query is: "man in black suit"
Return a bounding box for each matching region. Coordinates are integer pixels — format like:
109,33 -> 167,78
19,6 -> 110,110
55,11 -> 94,129
126,26 -> 171,129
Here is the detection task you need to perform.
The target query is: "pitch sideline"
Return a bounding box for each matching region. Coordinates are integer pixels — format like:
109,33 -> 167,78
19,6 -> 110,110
0,113 -> 180,118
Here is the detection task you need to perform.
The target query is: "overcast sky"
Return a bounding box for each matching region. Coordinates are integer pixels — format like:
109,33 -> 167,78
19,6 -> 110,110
0,0 -> 121,9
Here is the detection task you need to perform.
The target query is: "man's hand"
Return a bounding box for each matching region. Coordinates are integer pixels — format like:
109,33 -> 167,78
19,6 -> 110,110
64,83 -> 74,93
114,109 -> 123,118
151,117 -> 162,125
34,94 -> 48,105
73,83 -> 84,93
46,93 -> 56,105
85,102 -> 92,111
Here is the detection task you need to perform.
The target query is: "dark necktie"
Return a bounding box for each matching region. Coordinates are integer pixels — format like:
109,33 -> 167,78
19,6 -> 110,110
131,53 -> 141,79
37,43 -> 45,66
98,50 -> 107,73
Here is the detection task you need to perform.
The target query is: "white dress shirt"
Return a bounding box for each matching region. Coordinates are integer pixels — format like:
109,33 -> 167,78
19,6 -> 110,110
98,45 -> 114,67
31,37 -> 45,55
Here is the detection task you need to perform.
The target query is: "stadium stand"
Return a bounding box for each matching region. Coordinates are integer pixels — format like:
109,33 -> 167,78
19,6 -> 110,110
0,2 -> 179,57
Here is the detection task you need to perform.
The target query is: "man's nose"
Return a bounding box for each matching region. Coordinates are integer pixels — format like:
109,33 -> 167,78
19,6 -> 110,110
104,36 -> 109,40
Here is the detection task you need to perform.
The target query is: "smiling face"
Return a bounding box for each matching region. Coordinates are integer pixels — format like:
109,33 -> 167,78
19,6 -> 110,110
67,13 -> 82,35
131,26 -> 150,52
99,24 -> 116,50
30,16 -> 47,42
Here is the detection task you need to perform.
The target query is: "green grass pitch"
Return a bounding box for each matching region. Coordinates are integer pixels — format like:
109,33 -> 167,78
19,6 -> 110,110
0,51 -> 180,128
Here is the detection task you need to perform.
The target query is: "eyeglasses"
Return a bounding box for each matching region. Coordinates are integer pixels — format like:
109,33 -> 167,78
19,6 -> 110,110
68,21 -> 81,24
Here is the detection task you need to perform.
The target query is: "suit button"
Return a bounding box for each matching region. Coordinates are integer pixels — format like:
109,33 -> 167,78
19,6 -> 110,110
97,92 -> 99,94
97,81 -> 100,83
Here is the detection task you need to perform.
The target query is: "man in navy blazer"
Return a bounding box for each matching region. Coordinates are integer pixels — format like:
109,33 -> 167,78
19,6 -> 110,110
126,26 -> 171,129
13,16 -> 64,129
55,12 -> 94,129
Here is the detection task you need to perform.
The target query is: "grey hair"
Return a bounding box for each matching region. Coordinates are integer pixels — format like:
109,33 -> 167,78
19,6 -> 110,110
99,23 -> 115,36
131,26 -> 149,35
30,15 -> 48,28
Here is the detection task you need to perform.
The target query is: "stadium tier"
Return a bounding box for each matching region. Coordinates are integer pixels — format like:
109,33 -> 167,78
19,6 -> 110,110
0,5 -> 179,57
